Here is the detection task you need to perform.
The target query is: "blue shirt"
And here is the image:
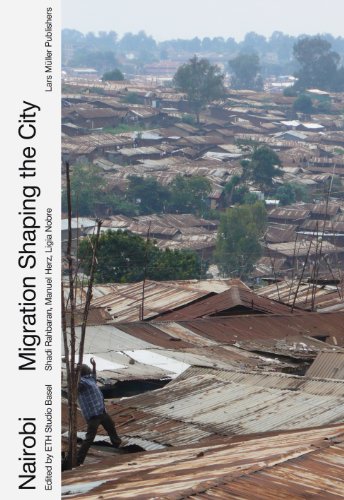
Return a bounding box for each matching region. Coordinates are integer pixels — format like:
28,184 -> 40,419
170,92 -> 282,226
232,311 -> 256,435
78,374 -> 105,421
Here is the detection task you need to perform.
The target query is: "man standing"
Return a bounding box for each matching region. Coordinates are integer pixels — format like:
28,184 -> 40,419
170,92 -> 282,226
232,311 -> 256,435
77,357 -> 121,465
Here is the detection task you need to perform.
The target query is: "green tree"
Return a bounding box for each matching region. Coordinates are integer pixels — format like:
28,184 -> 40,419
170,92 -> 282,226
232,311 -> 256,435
248,146 -> 283,192
293,36 -> 343,91
293,94 -> 313,114
71,49 -> 118,74
215,202 -> 266,278
61,165 -> 105,216
148,248 -> 205,281
79,230 -> 154,283
228,53 -> 263,90
79,230 -> 205,283
127,176 -> 171,214
292,183 -> 309,202
173,56 -> 225,124
119,30 -> 156,52
122,92 -> 142,104
224,175 -> 241,204
168,175 -> 212,215
283,86 -> 298,97
275,183 -> 296,205
102,68 -> 125,81
232,185 -> 249,204
104,194 -> 138,216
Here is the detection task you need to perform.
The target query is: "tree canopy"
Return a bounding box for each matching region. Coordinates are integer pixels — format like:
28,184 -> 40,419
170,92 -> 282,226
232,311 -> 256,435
215,202 -> 266,279
127,175 -> 170,214
293,94 -> 313,114
61,165 -> 137,217
70,49 -> 118,74
293,36 -> 344,91
62,29 -> 344,80
275,183 -> 297,206
62,165 -> 105,216
168,175 -> 212,215
102,68 -> 125,81
173,56 -> 225,123
245,146 -> 283,192
79,230 -> 205,283
228,53 -> 263,90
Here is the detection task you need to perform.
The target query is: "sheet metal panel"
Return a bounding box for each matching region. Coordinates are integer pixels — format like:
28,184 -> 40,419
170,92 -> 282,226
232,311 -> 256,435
306,352 -> 344,379
61,425 -> 344,499
116,367 -> 344,438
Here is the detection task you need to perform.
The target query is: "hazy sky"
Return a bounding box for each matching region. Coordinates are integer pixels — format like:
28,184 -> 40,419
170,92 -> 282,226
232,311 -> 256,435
62,0 -> 344,41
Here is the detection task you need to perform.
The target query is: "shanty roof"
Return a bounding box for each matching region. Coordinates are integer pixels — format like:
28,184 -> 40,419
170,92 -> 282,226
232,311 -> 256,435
61,424 -> 344,499
303,202 -> 342,217
73,107 -> 126,119
62,132 -> 133,155
268,207 -> 311,221
68,279 -> 236,310
265,223 -> 297,243
104,366 -> 344,446
116,146 -> 162,157
253,256 -> 287,278
64,313 -> 302,387
300,220 -> 344,234
156,284 -> 297,320
62,324 -> 189,383
75,280 -> 219,322
61,217 -> 96,231
118,314 -> 344,360
257,279 -> 344,313
266,240 -> 341,258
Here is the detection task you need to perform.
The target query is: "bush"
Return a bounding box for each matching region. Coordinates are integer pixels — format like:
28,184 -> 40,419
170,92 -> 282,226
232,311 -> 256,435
283,86 -> 298,97
102,68 -> 125,81
293,94 -> 313,114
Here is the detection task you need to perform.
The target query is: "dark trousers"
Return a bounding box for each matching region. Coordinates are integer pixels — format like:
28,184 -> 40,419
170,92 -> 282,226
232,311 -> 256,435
77,412 -> 121,464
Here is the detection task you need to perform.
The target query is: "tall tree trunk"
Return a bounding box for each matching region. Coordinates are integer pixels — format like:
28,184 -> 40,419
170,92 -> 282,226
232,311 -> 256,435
65,161 -> 78,468
63,162 -> 102,469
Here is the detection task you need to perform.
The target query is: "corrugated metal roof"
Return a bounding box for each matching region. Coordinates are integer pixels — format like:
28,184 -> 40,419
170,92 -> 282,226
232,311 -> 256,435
160,313 -> 344,345
107,313 -> 344,364
112,366 -> 344,440
61,421 -> 344,499
257,279 -> 344,312
86,281 -> 214,322
306,352 -> 344,379
157,285 -> 297,320
268,208 -> 311,220
74,108 -> 126,119
69,280 -> 240,322
61,217 -> 96,231
117,146 -> 162,157
265,223 -> 297,243
231,334 -> 338,360
62,325 -> 178,382
267,240 -> 341,257
303,202 -> 341,216
301,219 -> 344,233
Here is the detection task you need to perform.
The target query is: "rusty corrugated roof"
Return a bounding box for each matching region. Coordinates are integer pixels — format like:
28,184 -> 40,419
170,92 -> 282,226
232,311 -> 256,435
265,223 -> 297,243
181,312 -> 344,344
105,366 -> 344,447
156,285 -> 298,320
257,279 -> 344,312
268,207 -> 311,220
69,279 -> 239,322
61,422 -> 344,499
266,240 -> 341,257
